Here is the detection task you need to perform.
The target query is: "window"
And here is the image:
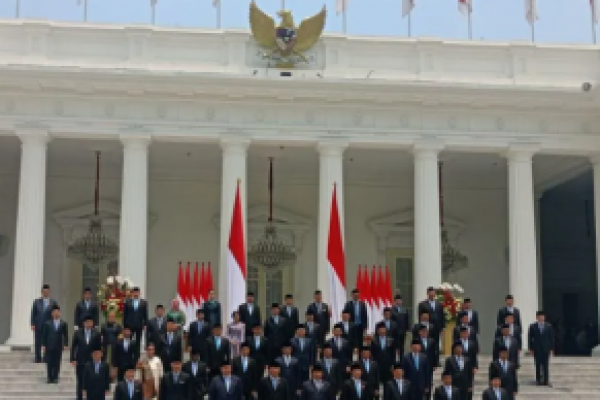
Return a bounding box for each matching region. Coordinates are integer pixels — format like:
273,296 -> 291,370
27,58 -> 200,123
82,264 -> 100,301
246,264 -> 292,312
394,257 -> 414,314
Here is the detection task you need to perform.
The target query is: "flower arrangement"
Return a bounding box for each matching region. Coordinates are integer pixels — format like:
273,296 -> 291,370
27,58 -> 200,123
97,275 -> 134,319
435,282 -> 465,322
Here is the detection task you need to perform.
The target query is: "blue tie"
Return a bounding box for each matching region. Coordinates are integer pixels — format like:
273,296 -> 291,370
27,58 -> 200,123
355,380 -> 361,398
225,377 -> 230,391
95,363 -> 100,373
242,358 -> 247,372
134,299 -> 139,310
364,361 -> 369,372
414,354 -> 419,370
354,302 -> 360,324
215,337 -> 220,349
128,381 -> 133,398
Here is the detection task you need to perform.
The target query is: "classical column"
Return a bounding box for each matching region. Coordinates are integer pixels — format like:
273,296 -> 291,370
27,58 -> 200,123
6,129 -> 49,347
506,147 -> 539,326
118,136 -> 151,294
317,142 -> 347,306
591,156 -> 600,337
534,192 -> 543,307
218,139 -> 248,322
412,143 -> 443,315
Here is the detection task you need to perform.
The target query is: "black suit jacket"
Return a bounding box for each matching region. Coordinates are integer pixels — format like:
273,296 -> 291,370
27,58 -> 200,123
159,332 -> 184,367
528,322 -> 554,355
390,306 -> 410,334
452,324 -> 477,344
41,319 -> 68,351
494,324 -> 522,349
342,300 -> 369,332
182,360 -> 209,399
206,336 -> 231,370
492,337 -> 520,364
265,316 -> 288,354
208,375 -> 244,400
412,321 -> 440,341
248,336 -> 269,372
481,387 -> 510,400
232,356 -> 259,395
74,300 -> 100,328
281,305 -> 300,338
383,379 -> 410,400
489,360 -> 518,396
443,356 -> 473,391
432,385 -> 460,400
146,317 -> 167,351
187,319 -> 211,356
497,307 -> 521,328
112,338 -> 139,370
321,358 -> 343,395
339,379 -> 373,400
305,322 -> 323,349
402,353 -> 430,393
370,336 -> 395,376
300,380 -> 335,400
113,380 -> 144,400
30,298 -> 57,328
123,299 -> 149,331
257,376 -> 292,400
328,337 -> 353,372
159,372 -> 193,400
238,303 -> 262,330
291,337 -> 315,370
82,361 -> 110,398
276,356 -> 301,393
455,339 -> 478,369
71,329 -> 102,364
417,337 -> 437,375
339,321 -> 360,349
203,301 -> 222,328
417,301 -> 446,331
360,359 -> 380,391
456,309 -> 479,334
306,303 -> 331,337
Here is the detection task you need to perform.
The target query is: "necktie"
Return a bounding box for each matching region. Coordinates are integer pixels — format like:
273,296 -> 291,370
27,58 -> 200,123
457,357 -> 463,370
505,337 -> 510,348
134,299 -> 139,310
85,330 -> 90,344
242,358 -> 247,372
397,380 -> 403,393
502,361 -> 507,372
274,316 -> 278,324
364,361 -> 369,372
386,320 -> 389,330
446,387 -> 452,398
495,388 -> 500,399
413,354 -> 419,369
168,334 -> 172,345
44,299 -> 49,309
422,340 -> 427,349
355,380 -> 361,398
95,363 -> 100,374
54,320 -> 59,331
127,381 -> 133,398
337,338 -> 341,349
192,363 -> 197,376
354,302 -> 360,323
300,338 -> 304,351
272,378 -> 277,389
173,373 -> 179,383
430,301 -> 435,310
381,337 -> 386,349
285,356 -> 290,366
315,380 -> 321,390
158,318 -> 162,329
248,304 -> 253,314
255,337 -> 260,349
225,377 -> 230,391
539,323 -> 544,332
125,339 -> 129,351
215,337 -> 220,349
287,307 -> 291,317
463,340 -> 468,351
326,360 -> 331,373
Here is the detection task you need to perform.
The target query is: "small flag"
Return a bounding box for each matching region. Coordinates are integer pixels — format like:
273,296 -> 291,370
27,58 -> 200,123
525,0 -> 538,25
176,262 -> 185,311
458,0 -> 471,15
227,182 -> 247,318
327,184 -> 347,326
403,0 -> 415,17
193,263 -> 201,308
370,266 -> 381,325
592,0 -> 598,24
185,262 -> 193,326
336,0 -> 348,15
200,263 -> 207,303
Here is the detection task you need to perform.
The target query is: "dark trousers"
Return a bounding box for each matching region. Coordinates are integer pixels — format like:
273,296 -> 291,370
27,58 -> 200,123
431,335 -> 441,366
76,364 -> 85,400
534,352 -> 550,384
45,350 -> 62,381
34,328 -> 43,362
133,328 -> 143,355
396,333 -> 406,360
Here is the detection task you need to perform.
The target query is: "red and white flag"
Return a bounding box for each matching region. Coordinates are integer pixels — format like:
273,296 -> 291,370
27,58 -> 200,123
384,266 -> 394,307
361,266 -> 373,333
207,262 -> 215,293
193,263 -> 201,309
458,0 -> 471,15
403,0 -> 415,17
376,267 -> 386,318
176,262 -> 186,311
370,266 -> 382,325
184,262 -> 194,325
525,0 -> 538,25
592,0 -> 598,24
327,184 -> 347,326
227,181 -> 247,317
199,263 -> 207,304
336,0 -> 348,15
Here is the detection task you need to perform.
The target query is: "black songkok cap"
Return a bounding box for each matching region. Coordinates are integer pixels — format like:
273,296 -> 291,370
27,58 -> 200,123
505,294 -> 513,300
459,326 -> 469,332
285,294 -> 293,299
42,284 -> 50,290
271,303 -> 279,308
441,370 -> 452,378
350,362 -> 362,371
393,362 -> 403,370
83,314 -> 93,321
52,304 -> 61,311
411,339 -> 422,346
536,310 -> 545,316
394,294 -> 403,300
247,292 -> 255,296
312,363 -> 324,372
83,287 -> 92,292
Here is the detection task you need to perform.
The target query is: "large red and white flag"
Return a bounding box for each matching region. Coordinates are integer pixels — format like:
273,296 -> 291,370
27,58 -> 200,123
403,0 -> 415,17
199,263 -> 207,304
384,266 -> 394,307
458,0 -> 471,15
176,262 -> 186,310
592,0 -> 598,24
185,262 -> 194,325
207,263 -> 215,293
227,181 -> 246,316
361,266 -> 373,333
327,184 -> 347,326
370,266 -> 381,325
525,0 -> 538,25
336,0 -> 348,15
376,267 -> 386,319
193,263 -> 201,309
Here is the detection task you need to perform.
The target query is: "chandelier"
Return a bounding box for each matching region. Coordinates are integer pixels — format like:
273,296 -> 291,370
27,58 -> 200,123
67,151 -> 119,270
439,162 -> 469,273
248,157 -> 297,270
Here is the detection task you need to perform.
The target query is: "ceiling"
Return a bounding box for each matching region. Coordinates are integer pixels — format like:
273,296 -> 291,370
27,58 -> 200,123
0,136 -> 590,191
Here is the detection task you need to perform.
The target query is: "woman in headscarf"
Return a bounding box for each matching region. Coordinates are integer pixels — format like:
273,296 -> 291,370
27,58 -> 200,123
136,342 -> 163,400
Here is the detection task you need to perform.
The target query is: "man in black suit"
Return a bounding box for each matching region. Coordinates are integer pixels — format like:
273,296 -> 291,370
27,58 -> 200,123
292,324 -> 315,383
282,294 -> 299,341
412,311 -> 441,370
391,295 -> 410,360
300,363 -> 334,400
493,325 -> 520,367
359,346 -> 380,398
489,346 -> 518,400
453,313 -> 478,346
306,290 -> 331,345
204,290 -> 222,328
160,358 -> 192,400
380,308 -> 399,352
402,339 -> 430,400
238,292 -> 261,339
183,349 -> 209,400
232,342 -> 259,399
340,362 -> 372,400
432,370 -> 460,400
416,324 -> 437,392
456,327 -> 479,372
417,287 -> 445,366
528,310 -> 554,386
160,318 -> 184,373
340,312 -> 359,351
257,361 -> 291,400
206,323 -> 232,380
494,313 -> 522,349
249,323 -> 269,375
321,344 -> 343,397
343,289 -> 369,346
443,342 -> 473,400
458,299 -> 479,337
71,314 -> 103,400
276,342 -> 301,397
146,304 -> 167,354
481,374 -> 509,400
328,324 -> 353,378
371,323 -> 394,386
384,362 -> 410,400
123,287 -> 148,355
208,362 -> 243,400
187,308 -> 211,360
41,304 -> 68,383
265,303 -> 288,364
305,311 -> 323,356
496,295 -> 521,329
113,367 -> 143,400
31,283 -> 58,363
83,347 -> 110,400
74,287 -> 99,330
113,325 -> 139,381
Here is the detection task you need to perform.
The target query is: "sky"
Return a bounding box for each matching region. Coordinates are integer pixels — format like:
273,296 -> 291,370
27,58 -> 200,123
0,0 -> 596,45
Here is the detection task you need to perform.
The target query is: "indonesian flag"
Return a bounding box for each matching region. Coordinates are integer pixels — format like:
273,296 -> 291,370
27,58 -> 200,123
370,266 -> 381,327
458,0 -> 471,15
193,263 -> 201,309
361,266 -> 373,333
384,266 -> 394,307
200,263 -> 207,303
227,181 -> 247,317
336,0 -> 348,15
176,262 -> 186,311
403,0 -> 415,17
327,184 -> 347,326
525,0 -> 538,25
593,0 -> 598,24
207,262 -> 215,292
376,267 -> 386,319
185,262 -> 194,326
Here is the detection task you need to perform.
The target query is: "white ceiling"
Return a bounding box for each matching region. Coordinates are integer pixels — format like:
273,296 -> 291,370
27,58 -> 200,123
0,136 -> 590,191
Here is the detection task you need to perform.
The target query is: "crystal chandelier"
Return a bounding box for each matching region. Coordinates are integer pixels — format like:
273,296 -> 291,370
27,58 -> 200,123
248,157 -> 297,271
67,151 -> 119,270
439,162 -> 469,273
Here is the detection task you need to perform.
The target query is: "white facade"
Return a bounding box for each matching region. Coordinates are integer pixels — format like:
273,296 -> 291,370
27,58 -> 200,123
0,20 -> 600,351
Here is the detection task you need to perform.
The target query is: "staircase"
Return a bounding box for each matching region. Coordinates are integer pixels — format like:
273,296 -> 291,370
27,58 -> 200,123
0,351 -> 598,399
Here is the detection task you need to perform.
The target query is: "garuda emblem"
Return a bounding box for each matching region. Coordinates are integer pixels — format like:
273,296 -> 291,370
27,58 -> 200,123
249,1 -> 326,68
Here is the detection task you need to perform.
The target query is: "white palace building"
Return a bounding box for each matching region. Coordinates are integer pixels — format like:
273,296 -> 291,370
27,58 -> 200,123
1,19 -> 600,353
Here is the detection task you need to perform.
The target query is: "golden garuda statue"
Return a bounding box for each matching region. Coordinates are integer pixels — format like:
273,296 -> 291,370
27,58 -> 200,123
249,1 -> 326,68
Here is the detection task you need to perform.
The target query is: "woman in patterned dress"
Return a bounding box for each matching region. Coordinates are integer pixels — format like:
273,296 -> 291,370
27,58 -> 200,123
226,311 -> 245,359
136,343 -> 163,400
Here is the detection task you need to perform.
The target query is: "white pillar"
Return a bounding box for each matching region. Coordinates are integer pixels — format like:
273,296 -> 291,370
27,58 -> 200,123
118,136 -> 151,295
534,192 -> 543,307
218,139 -> 248,322
591,157 -> 600,337
412,143 -> 443,317
6,129 -> 49,347
317,142 -> 347,312
506,147 -> 539,326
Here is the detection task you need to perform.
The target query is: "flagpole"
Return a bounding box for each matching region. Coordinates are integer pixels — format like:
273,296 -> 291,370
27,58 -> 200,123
216,0 -> 221,28
83,0 -> 88,22
343,10 -> 347,34
281,0 -> 285,9
467,11 -> 472,39
151,2 -> 156,25
15,0 -> 20,18
593,7 -> 597,44
531,21 -> 535,42
408,13 -> 411,37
